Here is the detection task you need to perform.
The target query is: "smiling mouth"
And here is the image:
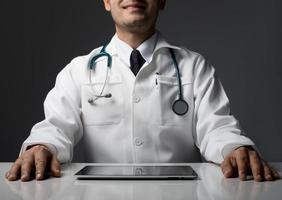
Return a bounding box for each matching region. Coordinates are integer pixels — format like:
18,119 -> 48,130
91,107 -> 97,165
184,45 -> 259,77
123,3 -> 146,11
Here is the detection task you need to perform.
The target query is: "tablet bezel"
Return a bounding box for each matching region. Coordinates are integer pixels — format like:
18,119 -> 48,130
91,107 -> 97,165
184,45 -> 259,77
75,165 -> 198,180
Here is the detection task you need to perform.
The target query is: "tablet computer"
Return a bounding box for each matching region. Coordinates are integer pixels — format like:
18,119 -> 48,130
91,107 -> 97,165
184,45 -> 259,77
75,165 -> 198,180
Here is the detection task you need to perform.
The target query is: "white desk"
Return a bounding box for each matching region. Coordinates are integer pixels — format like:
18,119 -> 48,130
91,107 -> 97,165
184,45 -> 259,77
1,162 -> 282,200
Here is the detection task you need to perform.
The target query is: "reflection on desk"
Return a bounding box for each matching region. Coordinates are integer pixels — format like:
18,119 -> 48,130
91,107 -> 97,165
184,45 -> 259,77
1,163 -> 282,200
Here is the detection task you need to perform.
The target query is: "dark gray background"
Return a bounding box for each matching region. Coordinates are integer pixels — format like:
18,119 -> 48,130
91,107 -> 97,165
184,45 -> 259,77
1,0 -> 281,162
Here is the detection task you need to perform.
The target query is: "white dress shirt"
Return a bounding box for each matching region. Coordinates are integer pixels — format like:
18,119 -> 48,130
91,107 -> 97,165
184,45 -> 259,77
114,31 -> 158,67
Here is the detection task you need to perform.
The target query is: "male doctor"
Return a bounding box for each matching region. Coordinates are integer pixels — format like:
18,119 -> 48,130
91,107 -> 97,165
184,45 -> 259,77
6,0 -> 279,182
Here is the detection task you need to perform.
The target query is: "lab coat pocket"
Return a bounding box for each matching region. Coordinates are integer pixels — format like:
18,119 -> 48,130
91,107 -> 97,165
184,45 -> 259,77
81,75 -> 124,126
154,75 -> 193,126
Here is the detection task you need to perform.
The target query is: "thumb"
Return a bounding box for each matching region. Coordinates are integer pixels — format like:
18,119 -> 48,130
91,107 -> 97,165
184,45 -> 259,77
50,156 -> 61,177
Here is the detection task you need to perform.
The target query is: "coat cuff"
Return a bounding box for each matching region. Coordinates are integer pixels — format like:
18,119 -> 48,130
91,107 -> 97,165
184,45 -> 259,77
19,139 -> 72,163
221,136 -> 255,161
19,142 -> 58,158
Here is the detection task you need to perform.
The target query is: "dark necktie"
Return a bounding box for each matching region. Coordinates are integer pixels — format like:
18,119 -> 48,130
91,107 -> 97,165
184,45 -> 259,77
130,49 -> 145,76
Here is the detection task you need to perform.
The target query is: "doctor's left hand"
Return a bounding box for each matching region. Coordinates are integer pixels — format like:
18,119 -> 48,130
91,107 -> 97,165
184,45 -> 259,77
5,145 -> 61,182
221,146 -> 280,182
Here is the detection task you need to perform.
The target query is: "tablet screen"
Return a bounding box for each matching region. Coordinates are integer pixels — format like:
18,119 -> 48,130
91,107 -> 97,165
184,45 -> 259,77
75,165 -> 197,179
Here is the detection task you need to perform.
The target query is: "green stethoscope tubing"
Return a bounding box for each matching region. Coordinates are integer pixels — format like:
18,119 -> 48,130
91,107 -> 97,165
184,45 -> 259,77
88,45 -> 189,116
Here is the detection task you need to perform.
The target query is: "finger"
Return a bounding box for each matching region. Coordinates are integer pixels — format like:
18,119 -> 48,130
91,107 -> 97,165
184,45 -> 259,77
34,147 -> 50,180
248,151 -> 263,182
6,158 -> 22,181
21,154 -> 34,182
263,164 -> 274,181
270,167 -> 280,179
235,148 -> 249,181
221,157 -> 234,178
50,156 -> 61,177
231,156 -> 237,169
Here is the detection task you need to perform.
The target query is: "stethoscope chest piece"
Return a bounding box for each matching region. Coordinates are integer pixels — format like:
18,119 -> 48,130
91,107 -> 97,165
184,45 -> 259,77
172,99 -> 189,116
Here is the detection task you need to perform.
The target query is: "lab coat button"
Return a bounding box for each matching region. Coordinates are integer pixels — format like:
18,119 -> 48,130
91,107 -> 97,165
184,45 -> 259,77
135,138 -> 144,146
133,96 -> 141,103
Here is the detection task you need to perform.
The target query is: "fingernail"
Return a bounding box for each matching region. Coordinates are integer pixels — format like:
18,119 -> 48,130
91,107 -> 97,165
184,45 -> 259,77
275,173 -> 281,179
240,172 -> 246,180
56,170 -> 61,176
266,174 -> 272,180
8,174 -> 14,181
224,170 -> 230,177
36,173 -> 42,179
256,174 -> 262,181
21,175 -> 27,181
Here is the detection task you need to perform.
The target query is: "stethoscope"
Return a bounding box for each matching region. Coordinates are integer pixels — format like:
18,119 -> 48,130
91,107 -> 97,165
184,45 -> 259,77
88,45 -> 189,116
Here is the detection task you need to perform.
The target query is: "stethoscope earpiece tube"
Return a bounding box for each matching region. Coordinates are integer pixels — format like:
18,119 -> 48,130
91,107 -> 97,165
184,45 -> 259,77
169,48 -> 189,116
88,45 -> 112,104
89,45 -> 112,70
87,45 -> 189,116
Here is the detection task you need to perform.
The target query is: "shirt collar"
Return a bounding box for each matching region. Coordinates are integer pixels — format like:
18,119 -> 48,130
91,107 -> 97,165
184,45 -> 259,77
104,31 -> 181,65
113,31 -> 159,67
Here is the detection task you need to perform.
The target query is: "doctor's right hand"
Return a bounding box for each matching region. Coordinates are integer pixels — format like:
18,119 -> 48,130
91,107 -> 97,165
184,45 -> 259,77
5,145 -> 61,181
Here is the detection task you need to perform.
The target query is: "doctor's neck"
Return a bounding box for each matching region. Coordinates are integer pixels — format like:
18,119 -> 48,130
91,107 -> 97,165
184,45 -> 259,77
115,26 -> 156,49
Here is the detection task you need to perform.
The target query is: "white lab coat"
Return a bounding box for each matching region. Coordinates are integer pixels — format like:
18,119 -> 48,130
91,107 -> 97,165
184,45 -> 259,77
20,34 -> 254,164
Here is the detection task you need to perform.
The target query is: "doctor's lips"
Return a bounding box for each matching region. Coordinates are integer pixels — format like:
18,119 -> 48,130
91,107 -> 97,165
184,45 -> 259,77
122,1 -> 147,11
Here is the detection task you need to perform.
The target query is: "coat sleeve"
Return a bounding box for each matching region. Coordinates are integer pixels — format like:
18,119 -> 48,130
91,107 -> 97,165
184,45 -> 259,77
19,60 -> 83,163
193,54 -> 254,164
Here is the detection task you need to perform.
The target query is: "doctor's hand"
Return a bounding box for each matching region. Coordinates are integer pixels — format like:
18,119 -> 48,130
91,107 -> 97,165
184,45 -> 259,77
5,145 -> 61,182
221,146 -> 280,182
